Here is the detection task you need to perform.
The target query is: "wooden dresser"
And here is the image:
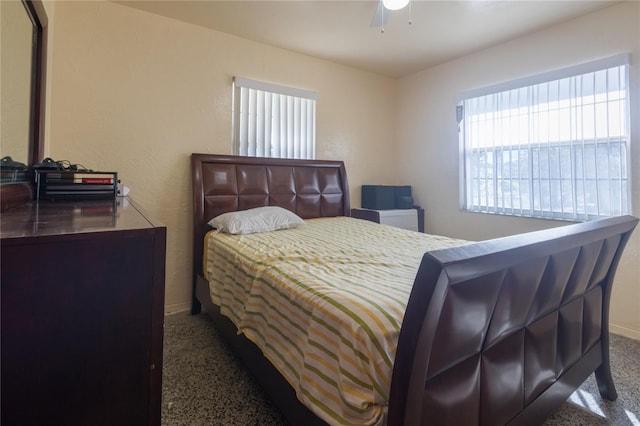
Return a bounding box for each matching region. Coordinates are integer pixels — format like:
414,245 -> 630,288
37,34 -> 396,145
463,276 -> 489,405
0,197 -> 166,426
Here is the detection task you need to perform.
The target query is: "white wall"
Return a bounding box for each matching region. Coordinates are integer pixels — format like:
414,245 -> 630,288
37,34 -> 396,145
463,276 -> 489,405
396,1 -> 640,338
46,1 -> 396,313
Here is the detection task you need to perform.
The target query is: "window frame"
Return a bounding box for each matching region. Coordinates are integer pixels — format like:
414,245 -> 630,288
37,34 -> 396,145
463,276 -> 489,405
458,54 -> 631,221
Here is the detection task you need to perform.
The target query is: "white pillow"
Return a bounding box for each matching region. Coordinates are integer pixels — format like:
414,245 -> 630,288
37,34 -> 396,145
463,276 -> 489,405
208,206 -> 304,234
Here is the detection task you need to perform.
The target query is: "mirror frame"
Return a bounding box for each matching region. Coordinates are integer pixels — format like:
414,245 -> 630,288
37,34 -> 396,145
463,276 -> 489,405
24,0 -> 47,165
0,0 -> 47,211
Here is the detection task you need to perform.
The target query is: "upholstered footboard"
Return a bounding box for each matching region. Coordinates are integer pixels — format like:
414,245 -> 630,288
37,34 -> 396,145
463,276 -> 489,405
389,215 -> 638,426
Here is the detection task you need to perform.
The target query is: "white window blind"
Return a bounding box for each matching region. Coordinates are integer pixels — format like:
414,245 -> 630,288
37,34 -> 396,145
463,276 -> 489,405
232,77 -> 319,159
459,55 -> 631,221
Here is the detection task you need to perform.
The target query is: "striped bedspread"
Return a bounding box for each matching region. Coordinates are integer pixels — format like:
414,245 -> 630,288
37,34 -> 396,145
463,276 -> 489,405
204,217 -> 468,425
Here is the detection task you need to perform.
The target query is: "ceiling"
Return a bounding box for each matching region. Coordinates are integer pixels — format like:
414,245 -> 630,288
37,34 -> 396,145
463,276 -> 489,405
116,0 -> 618,78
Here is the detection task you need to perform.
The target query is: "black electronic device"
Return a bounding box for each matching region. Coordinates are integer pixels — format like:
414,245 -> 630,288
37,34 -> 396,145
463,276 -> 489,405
362,185 -> 395,210
394,185 -> 414,209
361,185 -> 414,210
1,156 -> 30,183
35,170 -> 118,201
1,156 -> 28,171
33,157 -> 64,171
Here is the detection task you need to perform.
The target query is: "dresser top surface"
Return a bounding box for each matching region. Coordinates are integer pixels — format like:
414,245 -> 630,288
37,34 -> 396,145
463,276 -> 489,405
1,197 -> 161,239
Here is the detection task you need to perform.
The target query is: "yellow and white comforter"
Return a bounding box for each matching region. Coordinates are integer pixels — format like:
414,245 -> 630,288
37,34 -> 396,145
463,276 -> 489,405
204,217 -> 468,425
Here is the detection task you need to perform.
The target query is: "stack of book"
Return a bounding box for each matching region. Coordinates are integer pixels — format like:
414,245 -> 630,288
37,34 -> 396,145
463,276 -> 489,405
35,170 -> 118,200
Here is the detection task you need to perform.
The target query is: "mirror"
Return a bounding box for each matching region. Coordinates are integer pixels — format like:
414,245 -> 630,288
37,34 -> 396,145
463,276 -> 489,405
1,0 -> 46,182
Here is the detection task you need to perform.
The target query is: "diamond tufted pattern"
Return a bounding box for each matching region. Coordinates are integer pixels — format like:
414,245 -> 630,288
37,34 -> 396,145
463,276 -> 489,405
199,161 -> 348,222
191,154 -> 350,295
390,215 -> 638,426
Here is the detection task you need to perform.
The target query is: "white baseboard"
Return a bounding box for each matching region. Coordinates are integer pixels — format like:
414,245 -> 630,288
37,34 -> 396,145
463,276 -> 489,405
610,322 -> 640,340
164,302 -> 191,315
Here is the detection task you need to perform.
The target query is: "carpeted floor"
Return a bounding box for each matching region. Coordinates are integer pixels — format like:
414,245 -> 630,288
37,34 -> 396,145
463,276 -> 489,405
161,311 -> 640,425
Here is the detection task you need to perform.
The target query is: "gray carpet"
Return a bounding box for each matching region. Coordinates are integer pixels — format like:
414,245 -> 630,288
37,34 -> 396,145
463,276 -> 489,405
162,311 -> 640,425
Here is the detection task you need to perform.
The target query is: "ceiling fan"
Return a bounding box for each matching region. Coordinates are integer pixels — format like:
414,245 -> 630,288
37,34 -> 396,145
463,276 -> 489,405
370,0 -> 412,32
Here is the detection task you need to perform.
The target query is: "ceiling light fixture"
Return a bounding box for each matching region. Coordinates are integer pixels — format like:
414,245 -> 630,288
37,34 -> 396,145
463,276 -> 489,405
374,0 -> 412,34
382,0 -> 410,11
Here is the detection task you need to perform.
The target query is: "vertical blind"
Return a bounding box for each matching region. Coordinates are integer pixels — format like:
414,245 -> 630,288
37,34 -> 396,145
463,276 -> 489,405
459,54 -> 630,221
232,77 -> 319,160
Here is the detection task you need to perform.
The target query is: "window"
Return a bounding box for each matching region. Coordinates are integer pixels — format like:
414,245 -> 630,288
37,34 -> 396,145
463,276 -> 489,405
232,77 -> 319,160
459,55 -> 630,221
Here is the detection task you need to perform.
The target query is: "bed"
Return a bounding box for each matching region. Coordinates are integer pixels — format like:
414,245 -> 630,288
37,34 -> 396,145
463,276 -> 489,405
191,153 -> 638,426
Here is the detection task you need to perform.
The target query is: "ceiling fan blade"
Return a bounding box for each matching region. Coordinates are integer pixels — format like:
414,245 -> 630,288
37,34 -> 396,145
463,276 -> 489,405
370,1 -> 388,28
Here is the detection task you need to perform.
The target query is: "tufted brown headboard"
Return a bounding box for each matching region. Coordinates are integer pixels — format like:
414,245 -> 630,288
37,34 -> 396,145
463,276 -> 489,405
191,154 -> 350,291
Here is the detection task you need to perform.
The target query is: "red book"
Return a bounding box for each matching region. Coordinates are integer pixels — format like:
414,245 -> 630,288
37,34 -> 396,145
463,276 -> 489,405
82,178 -> 113,184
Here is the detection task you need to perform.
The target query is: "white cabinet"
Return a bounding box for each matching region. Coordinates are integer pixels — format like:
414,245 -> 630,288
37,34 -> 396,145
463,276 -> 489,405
351,208 -> 424,232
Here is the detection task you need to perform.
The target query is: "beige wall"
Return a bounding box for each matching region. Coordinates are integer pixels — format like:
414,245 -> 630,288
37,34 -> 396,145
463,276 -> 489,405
43,0 -> 639,337
46,1 -> 396,312
396,1 -> 640,339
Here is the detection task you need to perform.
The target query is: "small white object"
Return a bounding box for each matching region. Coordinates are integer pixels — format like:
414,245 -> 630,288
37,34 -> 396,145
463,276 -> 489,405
117,184 -> 130,197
